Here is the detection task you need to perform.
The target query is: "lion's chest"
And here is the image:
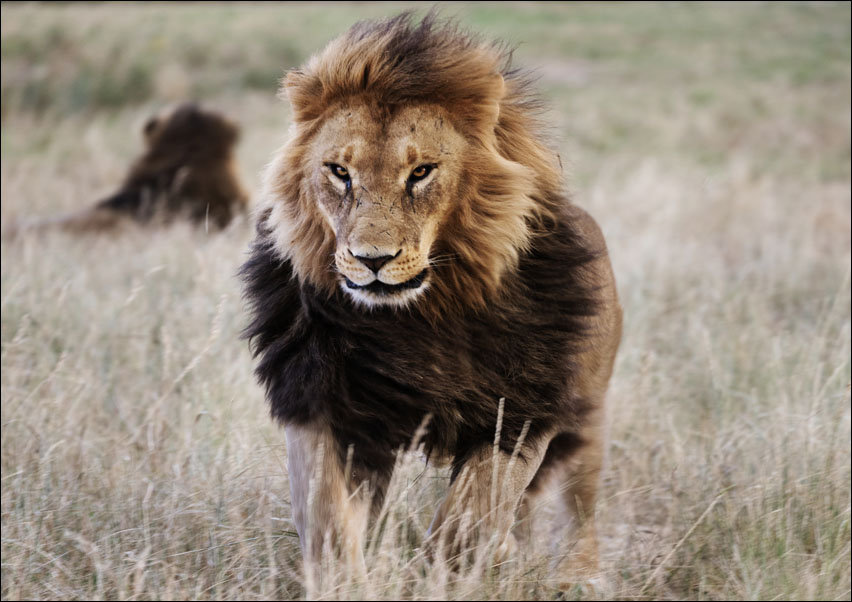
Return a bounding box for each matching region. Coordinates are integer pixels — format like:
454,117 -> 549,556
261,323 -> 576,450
243,223 -> 596,471
285,300 -> 572,469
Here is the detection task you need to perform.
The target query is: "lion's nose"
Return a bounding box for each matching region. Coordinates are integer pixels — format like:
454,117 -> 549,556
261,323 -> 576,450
351,250 -> 400,274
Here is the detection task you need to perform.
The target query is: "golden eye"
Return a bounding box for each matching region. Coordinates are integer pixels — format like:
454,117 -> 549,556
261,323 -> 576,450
327,163 -> 350,181
409,164 -> 433,182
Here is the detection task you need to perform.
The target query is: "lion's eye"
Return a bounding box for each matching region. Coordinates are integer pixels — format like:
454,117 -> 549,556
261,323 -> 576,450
327,163 -> 350,182
408,164 -> 434,183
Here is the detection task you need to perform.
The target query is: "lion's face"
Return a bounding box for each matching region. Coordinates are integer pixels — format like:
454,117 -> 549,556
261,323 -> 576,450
263,14 -> 560,314
305,102 -> 466,307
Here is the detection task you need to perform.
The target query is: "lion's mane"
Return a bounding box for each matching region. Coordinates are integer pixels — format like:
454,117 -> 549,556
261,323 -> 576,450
242,13 -> 602,480
263,12 -> 578,312
98,103 -> 248,231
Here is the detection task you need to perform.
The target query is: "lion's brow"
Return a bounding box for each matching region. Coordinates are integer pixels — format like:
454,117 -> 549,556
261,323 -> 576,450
405,144 -> 419,165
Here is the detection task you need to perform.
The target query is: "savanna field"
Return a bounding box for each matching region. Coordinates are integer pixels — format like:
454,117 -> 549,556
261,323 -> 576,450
1,2 -> 849,600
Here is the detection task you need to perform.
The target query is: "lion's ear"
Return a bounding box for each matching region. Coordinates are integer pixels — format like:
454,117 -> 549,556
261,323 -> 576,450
281,69 -> 324,123
482,72 -> 506,126
143,116 -> 160,144
463,70 -> 506,132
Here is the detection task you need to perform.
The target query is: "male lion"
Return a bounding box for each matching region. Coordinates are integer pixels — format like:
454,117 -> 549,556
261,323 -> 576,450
3,103 -> 248,237
242,14 -> 622,585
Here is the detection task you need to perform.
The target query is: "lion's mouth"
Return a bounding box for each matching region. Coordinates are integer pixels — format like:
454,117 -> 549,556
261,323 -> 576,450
344,269 -> 429,296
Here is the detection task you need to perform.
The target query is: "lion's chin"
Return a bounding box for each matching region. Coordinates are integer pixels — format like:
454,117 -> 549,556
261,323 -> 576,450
341,269 -> 429,308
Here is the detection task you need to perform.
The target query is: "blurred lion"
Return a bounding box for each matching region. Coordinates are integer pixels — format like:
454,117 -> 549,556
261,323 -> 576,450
3,103 -> 249,237
241,13 -> 622,587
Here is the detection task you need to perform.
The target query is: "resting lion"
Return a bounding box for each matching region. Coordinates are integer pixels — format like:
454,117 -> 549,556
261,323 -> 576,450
242,13 -> 622,586
3,103 -> 248,237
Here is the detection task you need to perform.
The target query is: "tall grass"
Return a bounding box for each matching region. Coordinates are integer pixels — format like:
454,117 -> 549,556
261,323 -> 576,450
2,2 -> 850,600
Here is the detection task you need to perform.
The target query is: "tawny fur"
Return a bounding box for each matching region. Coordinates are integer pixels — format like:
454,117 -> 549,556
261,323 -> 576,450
242,12 -> 622,587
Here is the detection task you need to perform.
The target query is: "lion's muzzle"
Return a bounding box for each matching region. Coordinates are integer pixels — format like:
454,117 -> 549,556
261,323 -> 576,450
335,241 -> 431,306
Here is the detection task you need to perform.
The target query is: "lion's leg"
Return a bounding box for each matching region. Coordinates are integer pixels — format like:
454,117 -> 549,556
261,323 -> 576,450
53,207 -> 130,233
2,207 -> 130,238
427,435 -> 551,563
512,492 -> 533,547
285,423 -> 371,585
547,411 -> 606,584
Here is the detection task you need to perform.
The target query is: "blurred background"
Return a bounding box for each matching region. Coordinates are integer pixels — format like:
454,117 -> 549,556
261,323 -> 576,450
1,3 -> 849,600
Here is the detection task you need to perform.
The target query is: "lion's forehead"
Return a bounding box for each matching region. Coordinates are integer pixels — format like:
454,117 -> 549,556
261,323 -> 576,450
315,102 -> 464,172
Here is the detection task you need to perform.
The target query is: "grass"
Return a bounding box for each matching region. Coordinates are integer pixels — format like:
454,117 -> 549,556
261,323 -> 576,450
1,2 -> 850,600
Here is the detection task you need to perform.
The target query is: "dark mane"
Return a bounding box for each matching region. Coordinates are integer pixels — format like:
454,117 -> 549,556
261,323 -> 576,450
241,206 -> 601,480
97,103 -> 247,230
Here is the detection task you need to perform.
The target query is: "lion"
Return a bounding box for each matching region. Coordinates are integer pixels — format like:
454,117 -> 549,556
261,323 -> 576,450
2,103 -> 248,237
241,13 -> 622,587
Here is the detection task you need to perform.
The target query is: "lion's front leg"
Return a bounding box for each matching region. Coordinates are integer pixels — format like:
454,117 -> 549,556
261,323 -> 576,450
285,422 -> 370,585
427,435 -> 551,563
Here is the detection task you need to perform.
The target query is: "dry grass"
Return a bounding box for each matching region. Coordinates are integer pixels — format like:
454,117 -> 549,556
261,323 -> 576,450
2,2 -> 850,600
